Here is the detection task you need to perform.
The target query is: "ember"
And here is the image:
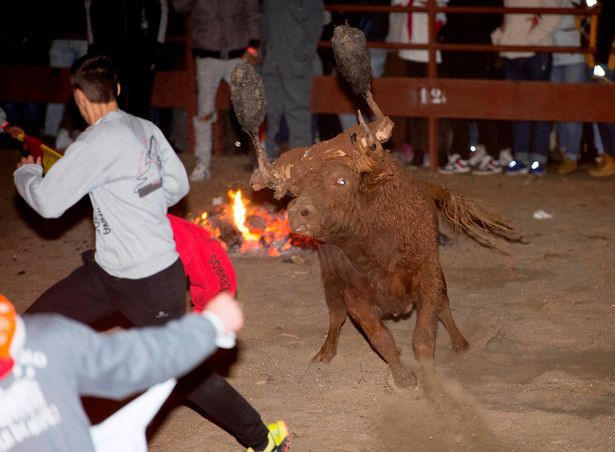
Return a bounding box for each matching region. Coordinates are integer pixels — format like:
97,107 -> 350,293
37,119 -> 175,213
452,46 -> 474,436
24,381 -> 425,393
190,189 -> 315,256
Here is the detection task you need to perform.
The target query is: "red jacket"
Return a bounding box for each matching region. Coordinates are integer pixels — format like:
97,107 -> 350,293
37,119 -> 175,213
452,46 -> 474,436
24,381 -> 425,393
167,214 -> 237,312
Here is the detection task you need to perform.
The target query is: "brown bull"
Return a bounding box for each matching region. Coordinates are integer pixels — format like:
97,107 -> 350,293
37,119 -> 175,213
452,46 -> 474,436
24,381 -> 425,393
230,25 -> 519,387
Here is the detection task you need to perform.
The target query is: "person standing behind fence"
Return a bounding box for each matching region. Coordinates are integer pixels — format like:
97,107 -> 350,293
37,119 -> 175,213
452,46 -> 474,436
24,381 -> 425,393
438,0 -> 504,175
85,0 -> 168,120
588,0 -> 615,178
491,0 -> 561,176
550,0 -> 587,175
261,0 -> 325,160
387,0 -> 451,168
171,0 -> 261,182
43,0 -> 88,151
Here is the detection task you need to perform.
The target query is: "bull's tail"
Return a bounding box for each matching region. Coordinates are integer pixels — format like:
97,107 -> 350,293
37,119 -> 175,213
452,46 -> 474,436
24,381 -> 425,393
424,182 -> 523,250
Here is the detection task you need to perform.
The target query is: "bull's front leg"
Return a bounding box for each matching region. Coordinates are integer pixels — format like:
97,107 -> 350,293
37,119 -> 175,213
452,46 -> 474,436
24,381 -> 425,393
346,294 -> 417,388
312,280 -> 347,363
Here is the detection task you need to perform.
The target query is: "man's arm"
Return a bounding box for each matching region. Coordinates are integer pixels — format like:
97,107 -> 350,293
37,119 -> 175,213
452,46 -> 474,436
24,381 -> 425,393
13,140 -> 105,218
51,294 -> 242,399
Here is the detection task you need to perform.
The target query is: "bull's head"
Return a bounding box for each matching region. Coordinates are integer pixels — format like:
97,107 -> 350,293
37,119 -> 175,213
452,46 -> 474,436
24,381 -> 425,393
230,25 -> 394,239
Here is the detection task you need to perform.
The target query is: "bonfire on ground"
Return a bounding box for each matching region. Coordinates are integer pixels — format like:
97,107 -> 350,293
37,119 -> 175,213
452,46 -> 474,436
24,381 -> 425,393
189,189 -> 315,256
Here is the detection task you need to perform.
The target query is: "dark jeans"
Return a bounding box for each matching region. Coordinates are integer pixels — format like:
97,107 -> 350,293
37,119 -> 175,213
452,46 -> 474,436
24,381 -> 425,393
598,68 -> 615,157
450,118 -> 499,159
503,54 -> 552,164
27,251 -> 270,449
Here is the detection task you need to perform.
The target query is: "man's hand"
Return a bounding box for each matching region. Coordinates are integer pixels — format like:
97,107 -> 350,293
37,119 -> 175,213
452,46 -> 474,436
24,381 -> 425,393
16,155 -> 42,169
203,292 -> 244,334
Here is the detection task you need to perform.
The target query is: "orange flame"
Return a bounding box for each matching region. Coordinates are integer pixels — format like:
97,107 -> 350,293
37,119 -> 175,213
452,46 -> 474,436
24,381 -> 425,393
229,189 -> 260,242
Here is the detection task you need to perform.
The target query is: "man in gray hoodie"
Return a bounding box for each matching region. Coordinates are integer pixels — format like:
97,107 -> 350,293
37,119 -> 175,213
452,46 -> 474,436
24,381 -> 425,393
13,54 -> 288,452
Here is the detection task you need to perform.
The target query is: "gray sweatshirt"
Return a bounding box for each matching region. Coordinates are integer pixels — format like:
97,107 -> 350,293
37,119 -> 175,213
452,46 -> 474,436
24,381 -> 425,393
0,313 -> 220,452
14,110 -> 190,279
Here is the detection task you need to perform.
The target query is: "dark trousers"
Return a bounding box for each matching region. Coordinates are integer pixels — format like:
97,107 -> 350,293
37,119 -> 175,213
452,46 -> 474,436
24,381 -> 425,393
27,251 -> 269,449
503,54 -> 552,163
598,68 -> 615,158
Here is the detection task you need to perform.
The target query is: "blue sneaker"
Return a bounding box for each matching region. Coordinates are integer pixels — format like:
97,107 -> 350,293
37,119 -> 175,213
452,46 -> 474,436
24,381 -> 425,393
505,160 -> 528,175
528,160 -> 545,176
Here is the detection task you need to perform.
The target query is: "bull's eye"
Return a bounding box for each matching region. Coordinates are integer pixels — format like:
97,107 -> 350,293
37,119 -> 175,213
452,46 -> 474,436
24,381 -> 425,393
336,178 -> 346,185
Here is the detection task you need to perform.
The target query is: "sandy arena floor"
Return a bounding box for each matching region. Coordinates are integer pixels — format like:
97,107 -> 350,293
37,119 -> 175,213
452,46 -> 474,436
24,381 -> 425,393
1,146 -> 614,451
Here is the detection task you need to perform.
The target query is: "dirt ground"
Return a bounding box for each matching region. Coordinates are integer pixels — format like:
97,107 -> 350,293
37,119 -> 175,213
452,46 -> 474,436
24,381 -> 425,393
1,145 -> 615,452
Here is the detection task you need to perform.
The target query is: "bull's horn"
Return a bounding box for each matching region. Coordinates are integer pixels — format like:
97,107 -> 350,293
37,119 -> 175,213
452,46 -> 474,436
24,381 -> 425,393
357,110 -> 369,133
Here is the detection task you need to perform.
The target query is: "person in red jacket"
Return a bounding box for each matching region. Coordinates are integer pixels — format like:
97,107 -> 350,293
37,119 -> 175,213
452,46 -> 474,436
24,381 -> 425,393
167,214 -> 237,311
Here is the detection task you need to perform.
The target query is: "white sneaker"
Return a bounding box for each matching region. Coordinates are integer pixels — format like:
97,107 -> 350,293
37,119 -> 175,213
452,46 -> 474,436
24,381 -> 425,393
468,144 -> 487,167
189,163 -> 210,182
498,148 -> 513,167
473,155 -> 502,175
438,153 -> 470,174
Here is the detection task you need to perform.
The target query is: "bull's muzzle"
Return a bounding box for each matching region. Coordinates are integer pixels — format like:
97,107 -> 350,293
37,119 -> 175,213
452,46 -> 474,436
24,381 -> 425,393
287,197 -> 316,237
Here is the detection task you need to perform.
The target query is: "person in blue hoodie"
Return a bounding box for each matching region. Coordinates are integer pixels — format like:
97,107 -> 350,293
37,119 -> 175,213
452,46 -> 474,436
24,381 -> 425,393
0,292 -> 243,452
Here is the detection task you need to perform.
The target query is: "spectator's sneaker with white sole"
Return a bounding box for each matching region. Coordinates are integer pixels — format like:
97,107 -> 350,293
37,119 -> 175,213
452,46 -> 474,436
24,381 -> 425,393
439,154 -> 470,174
498,148 -> 513,167
528,160 -> 546,176
504,159 -> 528,175
473,155 -> 502,175
467,144 -> 487,167
189,163 -> 210,182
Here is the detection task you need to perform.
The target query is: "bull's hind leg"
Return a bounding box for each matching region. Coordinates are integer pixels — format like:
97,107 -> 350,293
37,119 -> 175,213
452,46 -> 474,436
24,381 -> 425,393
313,281 -> 348,363
437,269 -> 469,352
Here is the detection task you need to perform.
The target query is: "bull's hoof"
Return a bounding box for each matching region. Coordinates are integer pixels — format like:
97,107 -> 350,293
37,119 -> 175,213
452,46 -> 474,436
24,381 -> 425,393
451,337 -> 469,353
312,348 -> 336,363
389,364 -> 417,388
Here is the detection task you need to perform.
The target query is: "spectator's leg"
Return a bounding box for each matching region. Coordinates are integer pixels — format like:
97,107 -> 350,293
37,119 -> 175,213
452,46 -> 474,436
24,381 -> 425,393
555,63 -> 586,162
283,70 -> 314,149
477,119 -> 499,159
263,67 -> 285,159
504,57 -> 530,164
528,53 -> 552,164
192,57 -> 225,179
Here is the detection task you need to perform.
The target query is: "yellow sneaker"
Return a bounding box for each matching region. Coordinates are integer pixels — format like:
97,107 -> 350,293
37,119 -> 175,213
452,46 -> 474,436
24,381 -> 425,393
557,158 -> 577,175
589,154 -> 615,178
247,420 -> 290,452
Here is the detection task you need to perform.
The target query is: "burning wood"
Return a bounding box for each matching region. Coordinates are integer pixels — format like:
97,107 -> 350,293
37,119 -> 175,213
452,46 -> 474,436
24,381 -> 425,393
190,189 -> 315,257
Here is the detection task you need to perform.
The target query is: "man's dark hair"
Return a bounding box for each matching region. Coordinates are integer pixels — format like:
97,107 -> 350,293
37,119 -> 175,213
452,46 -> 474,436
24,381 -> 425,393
70,54 -> 118,103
